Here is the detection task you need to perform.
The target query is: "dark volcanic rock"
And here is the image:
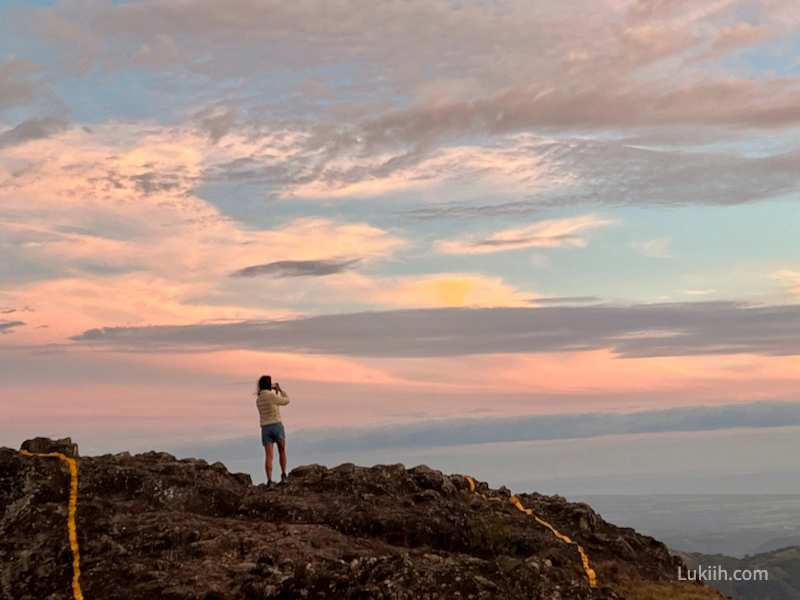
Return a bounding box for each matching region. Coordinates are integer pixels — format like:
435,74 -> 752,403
20,437 -> 79,458
1,438 -> 703,600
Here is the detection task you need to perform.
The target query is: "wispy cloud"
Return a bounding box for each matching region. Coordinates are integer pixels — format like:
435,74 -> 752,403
70,301 -> 800,358
710,23 -> 774,57
436,215 -> 616,255
230,258 -> 363,278
0,321 -> 25,335
0,306 -> 33,315
632,237 -> 672,258
356,79 -> 800,149
398,138 -> 800,219
0,117 -> 69,149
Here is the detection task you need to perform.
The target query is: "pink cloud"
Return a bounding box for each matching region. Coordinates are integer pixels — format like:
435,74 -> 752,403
357,350 -> 800,398
0,124 -> 412,344
712,22 -> 774,56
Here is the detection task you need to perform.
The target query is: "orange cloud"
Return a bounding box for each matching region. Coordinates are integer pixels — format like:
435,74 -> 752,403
371,274 -> 534,308
774,269 -> 800,295
232,270 -> 538,310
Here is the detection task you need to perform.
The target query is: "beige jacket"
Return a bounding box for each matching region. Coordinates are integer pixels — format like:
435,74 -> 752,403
256,389 -> 290,426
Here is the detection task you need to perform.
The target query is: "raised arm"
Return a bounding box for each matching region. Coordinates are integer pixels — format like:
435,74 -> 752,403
272,383 -> 290,406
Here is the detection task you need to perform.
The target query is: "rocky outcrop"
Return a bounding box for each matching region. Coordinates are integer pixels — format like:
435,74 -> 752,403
1,438 -> 716,600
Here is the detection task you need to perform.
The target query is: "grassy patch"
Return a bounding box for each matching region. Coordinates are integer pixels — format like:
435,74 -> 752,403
618,579 -> 727,600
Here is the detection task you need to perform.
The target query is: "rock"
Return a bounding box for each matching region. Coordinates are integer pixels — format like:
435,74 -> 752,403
20,437 -> 79,458
474,575 -> 498,590
408,465 -> 456,496
289,463 -> 327,484
572,503 -> 599,533
0,437 -> 720,600
524,557 -> 541,572
497,555 -> 523,574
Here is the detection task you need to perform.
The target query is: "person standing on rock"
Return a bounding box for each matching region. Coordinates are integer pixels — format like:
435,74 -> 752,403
256,375 -> 290,490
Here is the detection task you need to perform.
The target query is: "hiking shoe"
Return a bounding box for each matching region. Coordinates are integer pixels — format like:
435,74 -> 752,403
266,480 -> 276,490
280,473 -> 288,484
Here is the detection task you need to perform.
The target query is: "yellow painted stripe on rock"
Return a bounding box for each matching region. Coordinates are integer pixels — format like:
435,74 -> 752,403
532,514 -> 597,587
463,474 -> 476,492
578,545 -> 597,588
509,495 -> 533,516
20,450 -> 85,600
466,477 -> 597,589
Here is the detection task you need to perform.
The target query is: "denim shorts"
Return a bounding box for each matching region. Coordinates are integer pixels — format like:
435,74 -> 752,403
261,422 -> 286,445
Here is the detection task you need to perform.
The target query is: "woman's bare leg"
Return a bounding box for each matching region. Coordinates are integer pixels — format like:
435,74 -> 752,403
264,443 -> 274,482
277,439 -> 287,476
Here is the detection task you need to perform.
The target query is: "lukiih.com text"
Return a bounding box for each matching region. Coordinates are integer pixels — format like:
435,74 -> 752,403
679,565 -> 768,582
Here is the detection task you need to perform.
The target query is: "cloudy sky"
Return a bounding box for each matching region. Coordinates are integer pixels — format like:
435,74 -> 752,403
1,0 -> 799,489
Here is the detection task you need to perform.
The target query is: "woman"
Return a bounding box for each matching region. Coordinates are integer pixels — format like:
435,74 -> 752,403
255,375 -> 290,489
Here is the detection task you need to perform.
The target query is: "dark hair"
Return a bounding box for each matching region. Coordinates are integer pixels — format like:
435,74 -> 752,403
257,375 -> 272,394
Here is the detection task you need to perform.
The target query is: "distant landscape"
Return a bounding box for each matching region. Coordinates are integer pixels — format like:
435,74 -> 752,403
576,495 -> 800,599
575,495 -> 800,558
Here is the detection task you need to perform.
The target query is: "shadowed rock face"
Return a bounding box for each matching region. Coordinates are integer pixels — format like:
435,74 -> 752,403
20,437 -> 80,458
1,438 -> 693,600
